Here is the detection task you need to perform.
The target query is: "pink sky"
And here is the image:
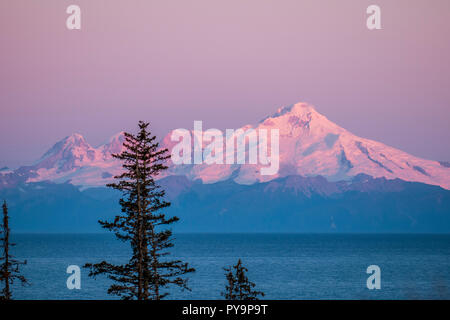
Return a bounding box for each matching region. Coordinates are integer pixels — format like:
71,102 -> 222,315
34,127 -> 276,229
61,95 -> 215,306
1,0 -> 449,167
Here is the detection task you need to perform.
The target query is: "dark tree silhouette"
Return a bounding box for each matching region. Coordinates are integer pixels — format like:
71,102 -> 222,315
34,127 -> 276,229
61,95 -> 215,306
84,121 -> 194,300
0,201 -> 28,300
222,259 -> 264,300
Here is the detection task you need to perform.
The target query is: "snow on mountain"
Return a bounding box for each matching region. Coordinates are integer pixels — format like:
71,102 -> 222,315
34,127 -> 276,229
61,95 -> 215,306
161,102 -> 450,189
254,103 -> 449,189
25,133 -> 125,188
99,131 -> 126,160
34,133 -> 100,170
2,102 -> 449,190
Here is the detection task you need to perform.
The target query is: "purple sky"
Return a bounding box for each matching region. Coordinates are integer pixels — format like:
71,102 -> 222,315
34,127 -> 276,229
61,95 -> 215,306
1,0 -> 449,167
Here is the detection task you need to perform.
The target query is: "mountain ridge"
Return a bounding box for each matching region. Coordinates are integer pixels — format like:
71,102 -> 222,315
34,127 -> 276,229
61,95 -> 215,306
1,102 -> 449,190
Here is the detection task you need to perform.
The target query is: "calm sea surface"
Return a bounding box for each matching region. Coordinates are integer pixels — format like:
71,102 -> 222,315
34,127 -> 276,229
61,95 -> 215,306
9,233 -> 450,300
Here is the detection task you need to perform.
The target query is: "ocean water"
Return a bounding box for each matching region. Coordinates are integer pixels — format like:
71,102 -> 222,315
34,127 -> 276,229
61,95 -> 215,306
8,233 -> 450,300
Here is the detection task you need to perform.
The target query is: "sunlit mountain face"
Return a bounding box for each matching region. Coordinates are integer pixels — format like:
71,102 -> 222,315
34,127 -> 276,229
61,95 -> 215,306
1,102 -> 449,190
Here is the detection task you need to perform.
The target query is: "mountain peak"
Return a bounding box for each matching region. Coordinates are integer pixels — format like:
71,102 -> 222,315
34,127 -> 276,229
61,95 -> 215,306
40,133 -> 86,159
64,133 -> 87,144
35,132 -> 98,172
101,131 -> 126,157
277,102 -> 317,115
257,101 -> 342,139
68,132 -> 84,139
270,102 -> 318,118
108,131 -> 125,142
260,102 -> 323,125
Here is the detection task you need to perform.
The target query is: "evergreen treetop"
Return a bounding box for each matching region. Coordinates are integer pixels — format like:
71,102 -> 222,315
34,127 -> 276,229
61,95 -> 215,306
84,121 -> 194,300
0,200 -> 28,300
222,258 -> 264,300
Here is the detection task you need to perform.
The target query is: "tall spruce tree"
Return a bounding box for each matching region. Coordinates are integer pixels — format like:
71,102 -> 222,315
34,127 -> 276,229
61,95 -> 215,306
222,259 -> 264,300
0,201 -> 28,300
84,121 -> 194,300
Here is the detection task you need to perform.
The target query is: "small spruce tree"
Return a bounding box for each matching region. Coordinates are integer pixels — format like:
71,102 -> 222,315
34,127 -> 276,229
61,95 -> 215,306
84,121 -> 194,300
222,259 -> 264,300
0,201 -> 28,300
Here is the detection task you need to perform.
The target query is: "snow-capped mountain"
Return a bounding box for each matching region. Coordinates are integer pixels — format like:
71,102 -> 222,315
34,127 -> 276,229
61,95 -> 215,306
25,132 -> 125,187
1,102 -> 449,190
166,102 -> 450,189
